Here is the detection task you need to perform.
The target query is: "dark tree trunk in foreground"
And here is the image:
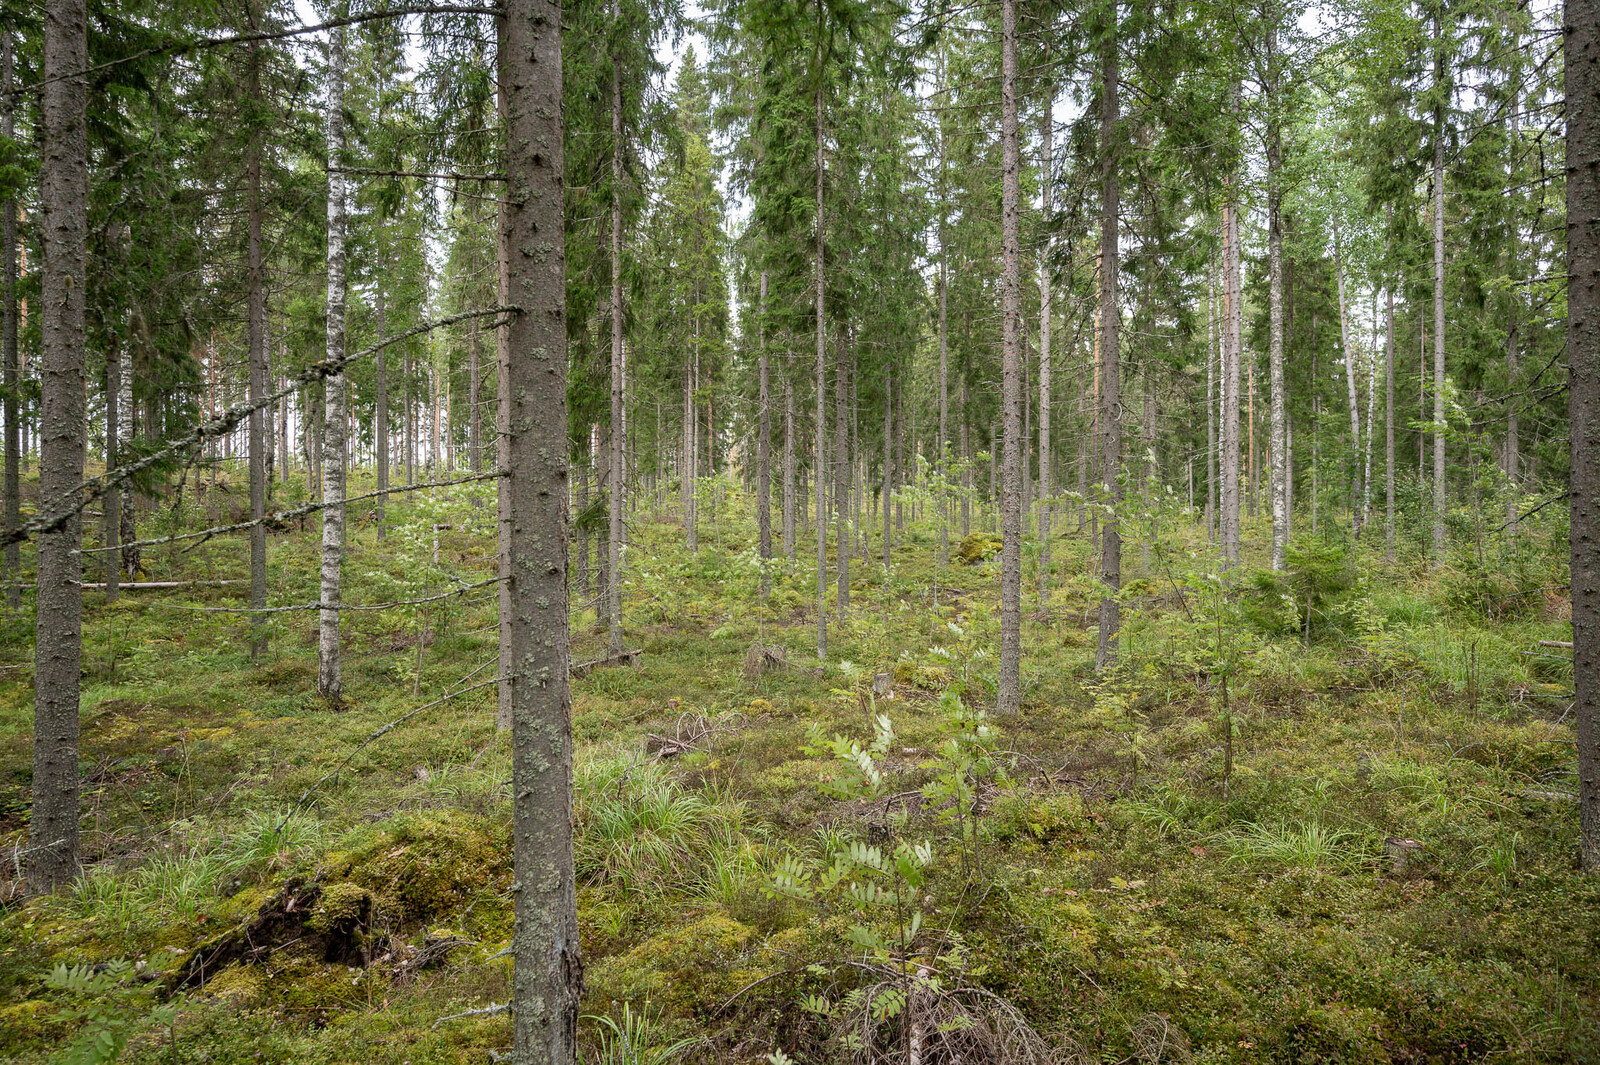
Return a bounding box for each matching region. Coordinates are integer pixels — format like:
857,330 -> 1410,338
997,0 -> 1023,713
500,0 -> 583,1057
1566,0 -> 1600,871
30,0 -> 89,894
1095,12 -> 1122,672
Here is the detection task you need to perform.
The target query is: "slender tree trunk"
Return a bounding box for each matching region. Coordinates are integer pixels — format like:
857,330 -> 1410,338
937,47 -> 950,566
1267,34 -> 1288,570
103,341 -> 119,605
757,272 -> 771,594
1206,264 -> 1217,542
814,77 -> 828,659
1386,272 -> 1397,562
318,23 -> 348,702
1038,78 -> 1054,605
608,52 -> 626,649
29,0 -> 88,893
1363,305 -> 1377,532
375,260 -> 389,537
1567,0 -> 1600,870
1334,221 -> 1362,536
1222,195 -> 1242,567
1095,22 -> 1122,670
998,0 -> 1023,709
247,24 -> 267,654
1,30 -> 17,611
500,0 -> 582,1053
783,368 -> 796,558
834,331 -> 850,617
1432,32 -> 1448,563
883,368 -> 892,569
470,298 -> 483,475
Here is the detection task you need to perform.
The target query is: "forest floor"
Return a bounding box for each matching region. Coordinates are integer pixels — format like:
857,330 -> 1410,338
0,469 -> 1596,1064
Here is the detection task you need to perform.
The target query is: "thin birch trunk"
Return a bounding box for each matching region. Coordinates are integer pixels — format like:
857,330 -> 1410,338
317,22 -> 348,702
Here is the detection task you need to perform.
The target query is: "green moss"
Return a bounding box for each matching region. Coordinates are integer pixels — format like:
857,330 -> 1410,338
586,912 -> 764,1018
338,811 -> 508,926
306,883 -> 373,936
956,533 -> 1002,565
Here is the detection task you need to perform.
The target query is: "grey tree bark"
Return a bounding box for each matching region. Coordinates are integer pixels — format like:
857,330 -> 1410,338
1206,265 -> 1216,542
103,336 -> 119,604
1266,19 -> 1287,572
608,51 -> 626,650
757,271 -> 771,595
1038,77 -> 1054,603
3,30 -> 19,611
835,332 -> 850,618
1334,221 -> 1363,536
317,22 -> 348,702
247,24 -> 268,657
814,79 -> 828,659
29,0 -> 88,894
783,368 -> 796,558
1385,275 -> 1397,562
996,0 -> 1023,713
1096,13 -> 1122,670
1431,31 -> 1448,564
375,258 -> 388,537
1222,196 -> 1242,568
500,1 -> 583,1052
1566,0 -> 1600,870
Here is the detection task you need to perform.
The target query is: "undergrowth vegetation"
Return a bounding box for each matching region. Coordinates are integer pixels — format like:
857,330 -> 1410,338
0,470 -> 1594,1063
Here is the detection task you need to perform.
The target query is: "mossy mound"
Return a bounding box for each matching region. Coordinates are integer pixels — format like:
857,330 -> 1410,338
586,912 -> 777,1020
335,811 -> 510,929
957,533 -> 1002,565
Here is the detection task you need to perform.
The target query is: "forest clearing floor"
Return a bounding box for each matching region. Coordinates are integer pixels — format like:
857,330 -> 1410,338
0,470 -> 1596,1064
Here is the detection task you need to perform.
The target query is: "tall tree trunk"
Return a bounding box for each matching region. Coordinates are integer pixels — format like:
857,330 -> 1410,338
1038,78 -> 1054,604
1505,80 -> 1522,532
500,0 -> 582,1053
103,340 -> 119,605
937,45 -> 950,566
757,271 -> 771,594
318,23 -> 348,702
375,259 -> 388,537
29,0 -> 88,893
1385,267 -> 1397,562
1432,30 -> 1448,563
834,331 -> 849,617
1206,264 -> 1217,542
1566,0 -> 1600,870
814,77 -> 828,659
1,29 -> 17,611
247,23 -> 267,655
783,368 -> 796,558
1334,221 -> 1362,536
1222,196 -> 1242,567
996,0 -> 1023,713
883,368 -> 892,569
1095,17 -> 1122,670
608,51 -> 626,649
1363,303 -> 1377,532
1267,29 -> 1287,570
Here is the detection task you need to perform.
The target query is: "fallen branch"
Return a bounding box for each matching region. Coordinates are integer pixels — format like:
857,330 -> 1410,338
1539,639 -> 1573,649
570,648 -> 642,677
75,579 -> 242,590
433,1002 -> 510,1029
